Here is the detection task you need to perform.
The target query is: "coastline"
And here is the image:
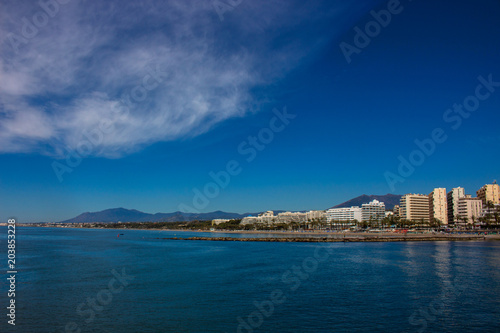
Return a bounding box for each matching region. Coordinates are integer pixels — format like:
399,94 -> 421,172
17,224 -> 500,242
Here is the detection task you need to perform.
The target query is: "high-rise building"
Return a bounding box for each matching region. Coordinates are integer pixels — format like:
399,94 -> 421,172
429,188 -> 448,225
393,205 -> 400,218
457,196 -> 483,225
361,200 -> 385,222
476,183 -> 500,206
400,194 -> 430,223
447,187 -> 465,223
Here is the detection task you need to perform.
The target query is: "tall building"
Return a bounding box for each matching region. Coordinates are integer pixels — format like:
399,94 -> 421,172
361,200 -> 385,222
326,207 -> 362,222
476,183 -> 500,206
393,205 -> 400,218
429,188 -> 448,225
400,194 -> 430,223
447,187 -> 465,223
457,196 -> 483,225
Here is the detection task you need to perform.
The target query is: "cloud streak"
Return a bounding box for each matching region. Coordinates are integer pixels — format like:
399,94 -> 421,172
0,0 -> 375,158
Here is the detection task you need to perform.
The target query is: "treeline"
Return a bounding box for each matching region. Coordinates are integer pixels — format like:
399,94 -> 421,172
89,219 -> 244,230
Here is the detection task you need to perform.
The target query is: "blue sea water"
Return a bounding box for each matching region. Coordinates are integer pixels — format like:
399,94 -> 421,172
1,227 -> 499,333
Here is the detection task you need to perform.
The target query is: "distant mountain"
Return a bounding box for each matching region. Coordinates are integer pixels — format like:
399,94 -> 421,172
57,198 -> 402,224
58,208 -> 259,223
331,194 -> 402,210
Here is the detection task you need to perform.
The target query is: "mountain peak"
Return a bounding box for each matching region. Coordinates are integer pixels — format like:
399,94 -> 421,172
331,194 -> 402,210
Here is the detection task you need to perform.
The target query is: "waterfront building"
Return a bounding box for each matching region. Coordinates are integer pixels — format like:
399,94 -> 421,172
457,196 -> 483,225
393,205 -> 400,218
240,216 -> 261,225
447,187 -> 465,223
476,183 -> 500,206
400,194 -> 430,223
305,210 -> 326,221
361,200 -> 385,222
481,203 -> 500,224
241,211 -> 276,225
326,207 -> 362,222
429,188 -> 448,225
277,211 -> 307,223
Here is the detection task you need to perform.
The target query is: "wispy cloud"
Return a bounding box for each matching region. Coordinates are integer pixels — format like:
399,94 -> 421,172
0,0 -> 374,158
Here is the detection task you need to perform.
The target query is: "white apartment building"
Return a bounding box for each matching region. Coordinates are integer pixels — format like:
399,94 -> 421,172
447,187 -> 465,223
277,211 -> 306,223
326,207 -> 362,222
457,196 -> 483,225
429,188 -> 448,225
393,205 -> 400,217
305,210 -> 326,221
241,211 -> 275,225
361,200 -> 385,222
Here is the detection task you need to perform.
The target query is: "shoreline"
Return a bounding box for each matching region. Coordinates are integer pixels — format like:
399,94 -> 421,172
13,225 -> 500,242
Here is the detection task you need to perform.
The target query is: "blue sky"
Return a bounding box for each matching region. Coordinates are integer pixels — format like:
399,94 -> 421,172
1,0 -> 499,222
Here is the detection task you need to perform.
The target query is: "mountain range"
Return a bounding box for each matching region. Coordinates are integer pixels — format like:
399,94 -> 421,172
58,208 -> 258,223
58,194 -> 402,223
331,194 -> 401,210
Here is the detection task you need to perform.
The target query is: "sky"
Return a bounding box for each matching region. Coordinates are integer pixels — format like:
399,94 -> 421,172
1,0 -> 500,222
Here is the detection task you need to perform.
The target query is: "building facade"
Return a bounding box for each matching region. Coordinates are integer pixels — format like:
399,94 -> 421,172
457,197 -> 483,225
326,207 -> 362,222
241,211 -> 276,225
276,212 -> 306,223
400,194 -> 430,223
476,183 -> 500,206
429,188 -> 448,225
305,210 -> 326,221
447,187 -> 465,223
361,200 -> 385,222
393,205 -> 400,218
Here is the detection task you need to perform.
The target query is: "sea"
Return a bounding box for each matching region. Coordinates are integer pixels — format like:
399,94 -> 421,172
1,226 -> 499,333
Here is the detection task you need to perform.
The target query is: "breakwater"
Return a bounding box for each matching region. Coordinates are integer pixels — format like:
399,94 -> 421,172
159,235 -> 487,243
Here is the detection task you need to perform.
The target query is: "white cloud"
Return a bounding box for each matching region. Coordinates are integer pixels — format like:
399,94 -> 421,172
0,0 -> 368,158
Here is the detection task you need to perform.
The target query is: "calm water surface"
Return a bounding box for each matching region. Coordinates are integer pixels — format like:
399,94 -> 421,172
1,227 -> 499,332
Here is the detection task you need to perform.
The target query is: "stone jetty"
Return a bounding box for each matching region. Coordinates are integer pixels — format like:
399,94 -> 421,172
158,235 -> 486,243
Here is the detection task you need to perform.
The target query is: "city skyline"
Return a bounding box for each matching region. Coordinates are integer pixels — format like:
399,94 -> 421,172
1,0 -> 500,222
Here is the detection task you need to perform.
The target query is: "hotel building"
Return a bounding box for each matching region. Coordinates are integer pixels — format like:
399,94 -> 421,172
457,196 -> 483,225
326,200 -> 385,223
476,183 -> 500,206
361,200 -> 386,222
429,188 -> 448,225
447,187 -> 465,223
326,207 -> 362,222
305,210 -> 326,221
400,194 -> 430,223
